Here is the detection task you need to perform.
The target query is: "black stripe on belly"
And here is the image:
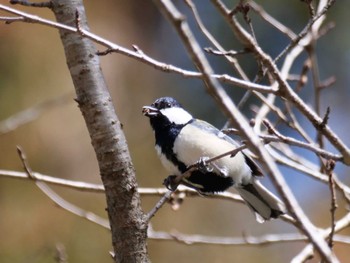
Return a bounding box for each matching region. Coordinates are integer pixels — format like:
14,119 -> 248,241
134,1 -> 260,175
184,170 -> 234,193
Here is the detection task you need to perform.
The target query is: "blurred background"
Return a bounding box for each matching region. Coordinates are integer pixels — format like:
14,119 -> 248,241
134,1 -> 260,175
0,0 -> 349,262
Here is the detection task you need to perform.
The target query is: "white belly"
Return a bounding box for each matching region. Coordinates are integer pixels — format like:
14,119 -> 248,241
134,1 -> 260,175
173,124 -> 252,185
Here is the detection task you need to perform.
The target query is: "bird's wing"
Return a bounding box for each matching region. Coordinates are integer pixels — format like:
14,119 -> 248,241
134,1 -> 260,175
242,153 -> 263,177
190,119 -> 238,144
191,119 -> 263,177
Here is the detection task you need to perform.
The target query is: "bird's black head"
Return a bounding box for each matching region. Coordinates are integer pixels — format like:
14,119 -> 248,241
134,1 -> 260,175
152,97 -> 182,110
142,97 -> 193,130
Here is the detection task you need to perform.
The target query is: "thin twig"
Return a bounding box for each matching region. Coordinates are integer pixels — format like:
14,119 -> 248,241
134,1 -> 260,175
9,0 -> 52,8
307,34 -> 326,159
14,147 -> 350,249
223,126 -> 342,162
2,1 -> 349,261
317,107 -> 331,168
301,0 -> 316,18
318,76 -> 336,90
1,164 -> 295,227
204,47 -> 249,57
319,106 -> 331,131
262,119 -> 342,161
0,4 -> 274,94
158,1 -> 339,260
0,93 -> 73,135
326,160 -> 337,249
268,144 -> 350,199
235,1 -> 258,45
16,146 -> 110,229
274,0 -> 336,63
284,101 -> 314,143
148,226 -> 350,246
0,169 -> 105,192
16,146 -> 35,179
184,0 -> 249,80
248,1 -> 297,40
213,0 -> 350,166
0,168 -> 246,202
212,1 -> 342,261
37,181 -> 110,229
295,58 -> 311,92
146,190 -> 173,221
173,143 -> 247,188
292,211 -> 350,263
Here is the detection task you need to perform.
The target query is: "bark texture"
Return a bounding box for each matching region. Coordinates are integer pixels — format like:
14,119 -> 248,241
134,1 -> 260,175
51,1 -> 149,262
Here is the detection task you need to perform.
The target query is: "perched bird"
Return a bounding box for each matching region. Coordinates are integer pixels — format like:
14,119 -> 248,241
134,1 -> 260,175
142,97 -> 285,223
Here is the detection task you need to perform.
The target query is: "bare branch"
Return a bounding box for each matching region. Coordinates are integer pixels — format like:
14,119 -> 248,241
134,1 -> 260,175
1,0 -> 349,261
0,4 -> 274,94
2,161 -> 346,250
184,0 -> 249,80
0,93 -> 72,135
16,146 -> 35,179
174,1 -> 328,259
0,169 -> 105,192
213,0 -> 350,166
0,166 -> 295,226
248,1 -> 297,40
212,1 -> 342,261
16,146 -> 110,229
37,180 -> 110,229
262,119 -> 342,161
0,168 -> 242,201
9,0 -> 52,8
292,211 -> 350,262
326,160 -> 337,249
149,226 -> 350,246
274,0 -> 336,63
159,143 -> 247,202
146,191 -> 172,221
13,146 -> 348,252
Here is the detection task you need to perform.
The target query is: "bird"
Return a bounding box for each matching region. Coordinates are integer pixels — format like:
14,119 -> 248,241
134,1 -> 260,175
142,97 -> 286,223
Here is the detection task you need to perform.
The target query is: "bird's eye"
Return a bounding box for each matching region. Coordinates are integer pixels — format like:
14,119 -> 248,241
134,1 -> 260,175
166,103 -> 171,107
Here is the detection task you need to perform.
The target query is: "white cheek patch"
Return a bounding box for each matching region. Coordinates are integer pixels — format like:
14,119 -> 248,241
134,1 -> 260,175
160,107 -> 192,125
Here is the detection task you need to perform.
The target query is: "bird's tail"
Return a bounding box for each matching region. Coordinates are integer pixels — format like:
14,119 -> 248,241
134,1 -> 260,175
237,179 -> 286,223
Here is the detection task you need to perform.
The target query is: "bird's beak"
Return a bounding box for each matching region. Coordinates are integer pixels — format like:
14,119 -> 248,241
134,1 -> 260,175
142,106 -> 160,117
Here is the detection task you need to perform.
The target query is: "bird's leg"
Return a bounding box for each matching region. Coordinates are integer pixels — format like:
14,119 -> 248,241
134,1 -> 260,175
163,175 -> 178,191
197,156 -> 228,177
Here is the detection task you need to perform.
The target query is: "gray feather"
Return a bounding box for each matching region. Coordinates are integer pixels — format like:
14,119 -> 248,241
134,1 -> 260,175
237,179 -> 286,223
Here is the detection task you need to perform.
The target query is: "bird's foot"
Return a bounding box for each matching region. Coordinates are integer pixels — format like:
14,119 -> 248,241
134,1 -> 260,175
197,156 -> 213,173
163,175 -> 178,191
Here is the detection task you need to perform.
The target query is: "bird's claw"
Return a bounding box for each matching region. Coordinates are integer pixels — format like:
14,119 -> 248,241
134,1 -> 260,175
163,175 -> 178,191
197,156 -> 213,173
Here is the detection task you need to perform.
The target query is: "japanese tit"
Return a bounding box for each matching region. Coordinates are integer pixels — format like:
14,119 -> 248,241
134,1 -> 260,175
142,97 -> 285,223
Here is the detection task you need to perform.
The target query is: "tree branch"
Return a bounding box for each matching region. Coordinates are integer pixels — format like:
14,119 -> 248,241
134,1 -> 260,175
148,226 -> 350,246
0,4 -> 274,94
213,0 -> 350,167
0,93 -> 73,135
211,1 -> 340,262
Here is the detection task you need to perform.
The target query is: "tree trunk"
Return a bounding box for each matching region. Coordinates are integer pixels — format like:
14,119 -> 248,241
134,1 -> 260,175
51,1 -> 150,262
